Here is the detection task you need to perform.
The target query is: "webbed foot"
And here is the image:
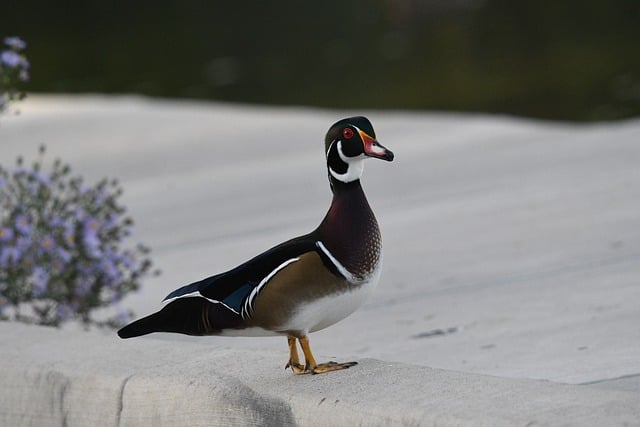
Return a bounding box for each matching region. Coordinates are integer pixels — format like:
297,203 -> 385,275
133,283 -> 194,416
310,361 -> 358,375
285,360 -> 308,374
285,335 -> 358,375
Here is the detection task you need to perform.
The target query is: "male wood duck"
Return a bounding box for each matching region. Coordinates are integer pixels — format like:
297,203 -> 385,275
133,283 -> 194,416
118,116 -> 394,374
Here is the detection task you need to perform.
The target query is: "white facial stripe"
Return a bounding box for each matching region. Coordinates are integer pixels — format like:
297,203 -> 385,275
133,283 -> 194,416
337,140 -> 365,163
328,140 -> 365,183
326,139 -> 335,158
329,159 -> 364,183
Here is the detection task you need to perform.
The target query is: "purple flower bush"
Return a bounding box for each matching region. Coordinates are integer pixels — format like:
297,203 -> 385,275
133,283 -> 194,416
0,36 -> 30,115
0,146 -> 157,328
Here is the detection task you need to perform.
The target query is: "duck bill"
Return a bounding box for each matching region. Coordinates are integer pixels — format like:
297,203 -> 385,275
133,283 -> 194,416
359,130 -> 394,161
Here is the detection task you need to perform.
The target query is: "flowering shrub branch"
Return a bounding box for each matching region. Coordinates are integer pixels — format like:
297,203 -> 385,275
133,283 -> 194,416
0,146 -> 157,328
0,36 -> 30,115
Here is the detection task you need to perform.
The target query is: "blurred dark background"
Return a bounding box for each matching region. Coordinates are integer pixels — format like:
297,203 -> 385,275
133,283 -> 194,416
3,0 -> 640,121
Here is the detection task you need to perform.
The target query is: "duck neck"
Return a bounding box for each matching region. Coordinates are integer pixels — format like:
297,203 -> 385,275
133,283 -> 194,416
317,178 -> 381,281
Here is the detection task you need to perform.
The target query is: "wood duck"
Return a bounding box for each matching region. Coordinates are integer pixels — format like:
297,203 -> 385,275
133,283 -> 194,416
118,116 -> 394,374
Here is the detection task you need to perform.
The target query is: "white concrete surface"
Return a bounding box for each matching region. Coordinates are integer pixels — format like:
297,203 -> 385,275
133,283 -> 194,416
2,322 -> 639,427
1,95 -> 640,423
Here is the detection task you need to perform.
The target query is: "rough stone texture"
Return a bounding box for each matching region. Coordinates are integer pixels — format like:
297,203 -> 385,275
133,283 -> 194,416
1,323 -> 639,427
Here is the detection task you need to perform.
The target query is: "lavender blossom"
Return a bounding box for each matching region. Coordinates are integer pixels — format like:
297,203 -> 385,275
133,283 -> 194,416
100,255 -> 121,283
0,50 -> 21,68
0,147 -> 156,328
0,227 -> 14,242
40,234 -> 56,252
74,277 -> 93,297
56,246 -> 72,263
15,236 -> 32,252
55,304 -> 75,322
0,246 -> 21,265
82,217 -> 103,256
4,37 -> 26,50
63,224 -> 76,246
31,266 -> 49,297
1,35 -> 29,114
14,215 -> 31,235
30,170 -> 51,185
121,251 -> 137,270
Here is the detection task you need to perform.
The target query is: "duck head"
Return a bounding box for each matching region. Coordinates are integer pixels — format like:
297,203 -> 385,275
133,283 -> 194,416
324,116 -> 394,185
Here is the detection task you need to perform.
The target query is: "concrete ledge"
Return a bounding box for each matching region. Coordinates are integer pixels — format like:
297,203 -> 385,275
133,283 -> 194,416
1,323 -> 639,426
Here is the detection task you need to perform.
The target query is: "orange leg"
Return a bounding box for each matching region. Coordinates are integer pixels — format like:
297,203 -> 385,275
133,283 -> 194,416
295,335 -> 357,375
284,335 -> 306,374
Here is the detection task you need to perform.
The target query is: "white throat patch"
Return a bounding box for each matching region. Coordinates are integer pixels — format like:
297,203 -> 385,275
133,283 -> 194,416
328,140 -> 365,183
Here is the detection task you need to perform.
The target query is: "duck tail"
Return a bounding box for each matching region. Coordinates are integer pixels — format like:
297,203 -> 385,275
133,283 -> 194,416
117,297 -> 243,338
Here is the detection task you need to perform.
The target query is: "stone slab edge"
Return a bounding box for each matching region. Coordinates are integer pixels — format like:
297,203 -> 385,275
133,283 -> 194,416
1,323 -> 639,427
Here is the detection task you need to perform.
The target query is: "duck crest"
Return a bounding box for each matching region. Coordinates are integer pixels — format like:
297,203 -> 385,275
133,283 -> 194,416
317,179 -> 382,282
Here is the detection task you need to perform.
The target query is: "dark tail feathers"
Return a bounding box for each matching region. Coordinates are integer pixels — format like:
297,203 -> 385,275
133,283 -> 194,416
117,311 -> 163,338
117,297 -> 243,338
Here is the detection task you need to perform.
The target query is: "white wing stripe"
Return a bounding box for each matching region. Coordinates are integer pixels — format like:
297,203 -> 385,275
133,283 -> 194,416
163,290 -> 240,315
315,241 -> 358,283
241,257 -> 300,320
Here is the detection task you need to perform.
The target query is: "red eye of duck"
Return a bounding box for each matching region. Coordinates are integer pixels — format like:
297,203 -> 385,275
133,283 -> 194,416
342,128 -> 354,139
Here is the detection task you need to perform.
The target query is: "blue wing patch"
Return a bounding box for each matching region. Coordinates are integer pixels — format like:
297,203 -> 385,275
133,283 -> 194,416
221,281 -> 256,313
